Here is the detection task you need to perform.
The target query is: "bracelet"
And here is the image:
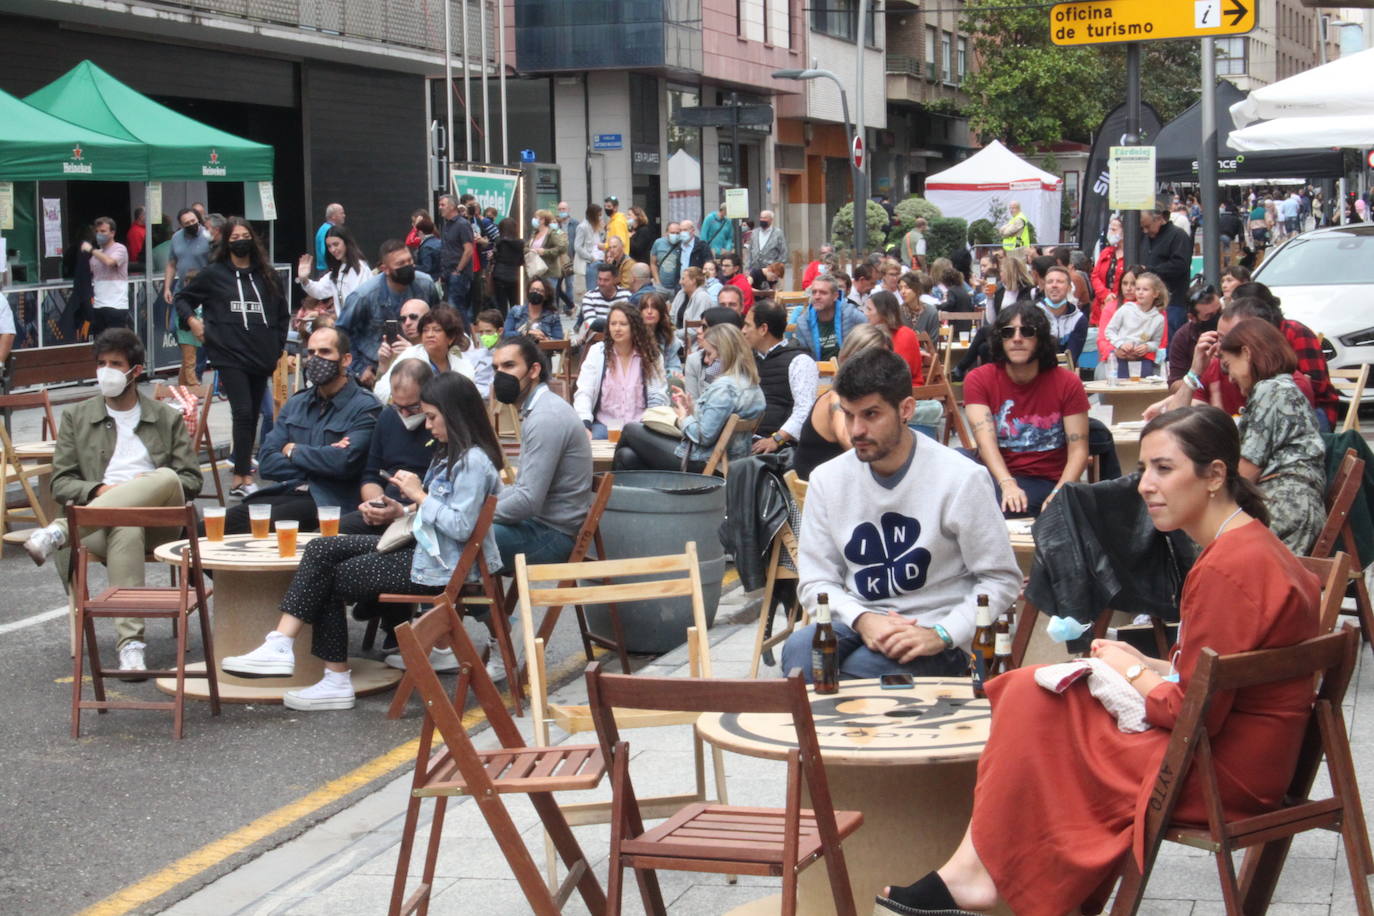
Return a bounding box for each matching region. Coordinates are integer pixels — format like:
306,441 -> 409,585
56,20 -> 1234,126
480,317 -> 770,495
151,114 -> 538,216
1184,370 -> 1203,391
932,624 -> 954,649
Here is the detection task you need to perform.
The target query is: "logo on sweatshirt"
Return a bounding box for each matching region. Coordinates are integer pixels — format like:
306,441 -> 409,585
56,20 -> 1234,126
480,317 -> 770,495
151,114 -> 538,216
844,512 -> 931,600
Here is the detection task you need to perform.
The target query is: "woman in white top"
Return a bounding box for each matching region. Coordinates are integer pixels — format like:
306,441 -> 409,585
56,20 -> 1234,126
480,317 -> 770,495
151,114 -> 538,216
574,203 -> 605,296
574,302 -> 668,439
373,306 -> 474,402
296,225 -> 370,318
673,266 -> 713,349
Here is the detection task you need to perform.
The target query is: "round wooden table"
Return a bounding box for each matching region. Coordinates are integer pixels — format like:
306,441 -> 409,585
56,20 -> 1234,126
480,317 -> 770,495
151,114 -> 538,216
152,533 -> 401,703
1083,379 -> 1170,423
1109,420 -> 1146,474
698,679 -> 1008,916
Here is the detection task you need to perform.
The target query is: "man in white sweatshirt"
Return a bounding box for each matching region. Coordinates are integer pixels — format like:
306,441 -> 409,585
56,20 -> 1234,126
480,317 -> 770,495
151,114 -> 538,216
780,348 -> 1022,681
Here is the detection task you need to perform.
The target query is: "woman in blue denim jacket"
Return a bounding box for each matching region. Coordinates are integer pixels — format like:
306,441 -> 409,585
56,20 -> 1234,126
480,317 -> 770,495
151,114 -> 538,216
613,323 -> 765,472
221,371 -> 504,712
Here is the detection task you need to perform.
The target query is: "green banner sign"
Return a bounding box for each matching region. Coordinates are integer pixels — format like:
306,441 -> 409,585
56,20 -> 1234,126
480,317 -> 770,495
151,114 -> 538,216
450,168 -> 519,218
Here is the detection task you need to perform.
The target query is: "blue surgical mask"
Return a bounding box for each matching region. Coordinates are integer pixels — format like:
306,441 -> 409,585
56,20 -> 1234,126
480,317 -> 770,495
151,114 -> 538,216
95,232 -> 111,246
1046,616 -> 1091,643
669,232 -> 682,244
531,217 -> 541,229
557,210 -> 569,219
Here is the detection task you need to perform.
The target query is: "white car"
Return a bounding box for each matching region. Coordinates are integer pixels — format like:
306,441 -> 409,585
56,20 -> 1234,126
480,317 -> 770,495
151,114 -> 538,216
1252,223 -> 1374,379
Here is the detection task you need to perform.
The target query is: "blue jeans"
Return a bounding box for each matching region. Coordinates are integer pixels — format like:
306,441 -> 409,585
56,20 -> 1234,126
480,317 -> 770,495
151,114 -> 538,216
1167,304 -> 1188,338
781,620 -> 971,682
590,422 -> 609,440
1115,357 -> 1157,379
956,447 -> 1058,517
555,274 -> 576,312
446,272 -> 471,312
494,519 -> 576,574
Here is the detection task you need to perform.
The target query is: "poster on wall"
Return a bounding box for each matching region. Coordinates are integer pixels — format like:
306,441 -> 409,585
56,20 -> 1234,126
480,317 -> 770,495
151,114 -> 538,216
0,183 -> 12,230
148,182 -> 162,225
42,198 -> 63,258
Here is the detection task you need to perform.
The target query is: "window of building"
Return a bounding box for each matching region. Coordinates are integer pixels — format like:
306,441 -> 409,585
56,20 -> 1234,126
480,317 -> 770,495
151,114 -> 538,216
738,0 -> 764,42
667,87 -> 703,225
957,36 -> 968,82
767,0 -> 790,46
811,0 -> 878,44
1215,36 -> 1247,76
941,31 -> 952,82
925,26 -> 938,80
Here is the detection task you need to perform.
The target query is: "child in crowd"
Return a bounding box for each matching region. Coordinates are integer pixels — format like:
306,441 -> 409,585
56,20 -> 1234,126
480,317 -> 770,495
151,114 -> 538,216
1105,270 -> 1167,378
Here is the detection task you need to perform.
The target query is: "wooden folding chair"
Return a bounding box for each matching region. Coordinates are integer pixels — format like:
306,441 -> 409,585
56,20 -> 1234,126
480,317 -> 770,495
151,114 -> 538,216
783,468 -> 808,513
701,414 -> 759,478
539,339 -> 575,402
1109,626 -> 1372,915
749,516 -> 805,677
517,543 -> 729,828
1329,364 -> 1369,434
815,360 -> 838,394
1311,448 -> 1374,643
585,666 -> 863,916
0,388 -> 57,441
388,598 -> 607,916
68,503 -> 219,739
152,372 -> 224,506
917,330 -> 944,385
370,495 -> 510,717
0,417 -> 53,556
911,379 -> 972,449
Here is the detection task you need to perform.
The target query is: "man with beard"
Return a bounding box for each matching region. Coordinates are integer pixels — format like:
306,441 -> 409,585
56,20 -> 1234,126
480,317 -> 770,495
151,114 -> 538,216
779,348 -> 1020,682
1166,285 -> 1222,386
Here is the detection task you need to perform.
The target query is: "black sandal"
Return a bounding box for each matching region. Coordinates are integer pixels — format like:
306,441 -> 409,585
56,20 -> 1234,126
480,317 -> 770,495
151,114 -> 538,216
873,871 -> 979,916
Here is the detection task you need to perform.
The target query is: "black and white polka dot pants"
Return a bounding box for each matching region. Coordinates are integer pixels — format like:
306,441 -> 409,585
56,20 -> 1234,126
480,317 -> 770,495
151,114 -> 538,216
279,535 -> 440,663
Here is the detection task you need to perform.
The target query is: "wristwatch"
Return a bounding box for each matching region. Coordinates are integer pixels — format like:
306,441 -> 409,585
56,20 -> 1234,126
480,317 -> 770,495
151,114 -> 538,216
771,431 -> 787,445
1125,663 -> 1147,684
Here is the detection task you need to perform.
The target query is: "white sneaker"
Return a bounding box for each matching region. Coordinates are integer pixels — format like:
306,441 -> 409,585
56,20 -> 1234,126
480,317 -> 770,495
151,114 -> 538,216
384,647 -> 459,673
24,524 -> 66,567
221,634 -> 295,677
283,672 -> 355,711
117,642 -> 148,681
485,636 -> 507,683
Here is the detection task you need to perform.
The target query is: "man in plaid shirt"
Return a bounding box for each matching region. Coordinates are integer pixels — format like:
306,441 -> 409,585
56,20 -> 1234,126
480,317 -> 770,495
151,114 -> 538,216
1279,317 -> 1339,427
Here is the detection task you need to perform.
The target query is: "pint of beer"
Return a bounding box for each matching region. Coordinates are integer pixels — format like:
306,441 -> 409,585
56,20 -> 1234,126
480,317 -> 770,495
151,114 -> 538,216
203,507 -> 226,542
318,506 -> 341,537
275,519 -> 299,558
608,427 -> 622,444
249,504 -> 272,539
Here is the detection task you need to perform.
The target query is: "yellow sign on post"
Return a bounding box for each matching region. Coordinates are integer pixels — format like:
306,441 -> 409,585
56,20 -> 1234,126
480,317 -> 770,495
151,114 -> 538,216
1050,0 -> 1255,45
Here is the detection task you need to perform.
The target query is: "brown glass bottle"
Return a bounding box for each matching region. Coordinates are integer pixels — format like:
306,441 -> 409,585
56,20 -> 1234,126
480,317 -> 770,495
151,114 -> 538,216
991,611 -> 1013,677
812,593 -> 839,695
969,594 -> 993,698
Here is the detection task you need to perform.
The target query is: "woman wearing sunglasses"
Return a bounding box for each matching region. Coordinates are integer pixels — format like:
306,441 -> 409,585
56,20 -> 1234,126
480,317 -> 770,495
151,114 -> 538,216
962,303 -> 1090,516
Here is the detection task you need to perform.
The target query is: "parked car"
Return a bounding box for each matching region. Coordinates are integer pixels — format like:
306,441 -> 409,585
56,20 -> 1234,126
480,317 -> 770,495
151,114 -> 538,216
1252,223 -> 1374,383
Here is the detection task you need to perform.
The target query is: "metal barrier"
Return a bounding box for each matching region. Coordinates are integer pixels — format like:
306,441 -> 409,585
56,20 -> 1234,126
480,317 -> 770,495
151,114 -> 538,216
3,266 -> 293,373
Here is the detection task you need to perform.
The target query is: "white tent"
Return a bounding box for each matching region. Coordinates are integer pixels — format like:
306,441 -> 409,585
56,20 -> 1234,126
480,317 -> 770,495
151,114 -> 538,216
1231,113 -> 1374,152
1230,47 -> 1374,128
925,140 -> 1062,244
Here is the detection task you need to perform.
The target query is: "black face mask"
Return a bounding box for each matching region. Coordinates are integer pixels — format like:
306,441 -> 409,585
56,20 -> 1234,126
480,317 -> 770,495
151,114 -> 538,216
391,265 -> 416,286
527,290 -> 545,306
183,225 -> 199,238
228,238 -> 254,257
492,370 -> 524,405
304,355 -> 341,387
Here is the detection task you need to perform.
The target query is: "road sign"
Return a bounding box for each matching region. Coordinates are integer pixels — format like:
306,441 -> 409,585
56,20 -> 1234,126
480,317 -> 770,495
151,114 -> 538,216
852,135 -> 865,170
592,133 -> 622,151
1050,0 -> 1254,45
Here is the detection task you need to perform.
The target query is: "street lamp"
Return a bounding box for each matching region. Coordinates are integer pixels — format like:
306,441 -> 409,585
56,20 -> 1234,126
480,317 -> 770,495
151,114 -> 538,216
773,67 -> 867,256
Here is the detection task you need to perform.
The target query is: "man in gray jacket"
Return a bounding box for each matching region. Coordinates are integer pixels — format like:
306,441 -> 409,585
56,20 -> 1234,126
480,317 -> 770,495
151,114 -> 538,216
486,335 -> 594,679
745,209 -> 787,273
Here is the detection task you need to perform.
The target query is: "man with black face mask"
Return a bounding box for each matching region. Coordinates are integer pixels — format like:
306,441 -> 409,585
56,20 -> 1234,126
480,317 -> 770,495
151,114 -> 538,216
340,239 -> 440,386
483,335 -> 592,681
215,325 -> 381,537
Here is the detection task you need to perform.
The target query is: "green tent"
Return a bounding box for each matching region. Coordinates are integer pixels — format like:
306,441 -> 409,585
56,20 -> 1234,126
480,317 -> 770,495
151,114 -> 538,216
25,60 -> 273,181
0,85 -> 148,181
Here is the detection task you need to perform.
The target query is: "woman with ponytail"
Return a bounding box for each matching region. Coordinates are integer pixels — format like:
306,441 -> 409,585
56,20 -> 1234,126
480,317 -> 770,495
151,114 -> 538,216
877,404 -> 1320,916
1217,317 -> 1326,553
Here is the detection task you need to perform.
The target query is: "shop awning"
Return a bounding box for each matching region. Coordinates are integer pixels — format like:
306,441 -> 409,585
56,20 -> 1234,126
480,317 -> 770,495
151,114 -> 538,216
24,60 -> 273,181
0,85 -> 148,181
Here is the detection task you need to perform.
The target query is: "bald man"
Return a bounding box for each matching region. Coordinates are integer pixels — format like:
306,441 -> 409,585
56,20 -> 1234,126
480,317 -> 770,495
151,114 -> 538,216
746,209 -> 787,273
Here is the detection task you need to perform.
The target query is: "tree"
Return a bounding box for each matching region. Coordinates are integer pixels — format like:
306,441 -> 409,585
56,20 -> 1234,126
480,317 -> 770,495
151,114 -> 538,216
961,0 -> 1202,148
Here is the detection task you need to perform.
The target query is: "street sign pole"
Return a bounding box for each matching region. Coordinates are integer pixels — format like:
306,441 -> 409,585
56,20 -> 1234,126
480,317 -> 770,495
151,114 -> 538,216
854,0 -> 869,258
730,92 -> 743,267
1200,37 -> 1220,290
1123,42 -> 1143,267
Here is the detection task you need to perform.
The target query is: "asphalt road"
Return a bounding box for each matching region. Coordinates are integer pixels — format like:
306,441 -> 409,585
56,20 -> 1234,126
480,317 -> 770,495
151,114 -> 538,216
0,469 -> 604,916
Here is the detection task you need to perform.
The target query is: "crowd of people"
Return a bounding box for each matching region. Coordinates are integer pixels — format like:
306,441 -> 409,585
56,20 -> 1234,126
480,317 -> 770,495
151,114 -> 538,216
10,186 -> 1357,915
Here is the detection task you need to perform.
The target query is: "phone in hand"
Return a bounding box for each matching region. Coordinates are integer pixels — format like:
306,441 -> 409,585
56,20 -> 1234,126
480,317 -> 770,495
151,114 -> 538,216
369,498 -> 387,508
880,674 -> 915,689
383,319 -> 401,343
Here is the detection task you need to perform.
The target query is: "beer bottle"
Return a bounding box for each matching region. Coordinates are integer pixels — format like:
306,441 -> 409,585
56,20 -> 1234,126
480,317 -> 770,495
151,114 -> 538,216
970,594 -> 993,698
991,611 -> 1014,677
812,593 -> 839,695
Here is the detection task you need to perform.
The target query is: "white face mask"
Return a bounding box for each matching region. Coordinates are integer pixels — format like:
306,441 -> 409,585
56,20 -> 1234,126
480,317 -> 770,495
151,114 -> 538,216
400,411 -> 426,432
97,366 -> 133,399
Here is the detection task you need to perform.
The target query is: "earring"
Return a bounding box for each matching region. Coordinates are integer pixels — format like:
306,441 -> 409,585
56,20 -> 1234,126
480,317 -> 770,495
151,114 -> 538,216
1209,489 -> 1217,499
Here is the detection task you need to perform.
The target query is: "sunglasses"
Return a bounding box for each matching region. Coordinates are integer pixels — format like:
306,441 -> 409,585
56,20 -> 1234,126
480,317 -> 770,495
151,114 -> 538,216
998,325 -> 1038,339
400,313 -> 425,322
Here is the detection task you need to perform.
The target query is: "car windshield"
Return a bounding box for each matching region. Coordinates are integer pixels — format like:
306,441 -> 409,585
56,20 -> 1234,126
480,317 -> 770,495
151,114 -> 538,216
1256,234 -> 1374,287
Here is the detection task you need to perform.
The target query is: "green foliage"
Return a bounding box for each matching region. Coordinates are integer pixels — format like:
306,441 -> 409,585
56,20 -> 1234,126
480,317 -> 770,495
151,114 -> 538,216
926,218 -> 969,263
960,0 -> 1201,149
895,196 -> 942,225
968,219 -> 999,245
831,200 -> 891,254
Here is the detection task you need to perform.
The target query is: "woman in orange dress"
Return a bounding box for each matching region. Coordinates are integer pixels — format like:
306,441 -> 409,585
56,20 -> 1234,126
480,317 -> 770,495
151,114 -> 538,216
876,404 -> 1320,916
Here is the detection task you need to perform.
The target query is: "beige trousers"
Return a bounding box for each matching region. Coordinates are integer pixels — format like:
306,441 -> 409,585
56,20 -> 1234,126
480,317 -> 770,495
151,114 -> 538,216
54,467 -> 188,648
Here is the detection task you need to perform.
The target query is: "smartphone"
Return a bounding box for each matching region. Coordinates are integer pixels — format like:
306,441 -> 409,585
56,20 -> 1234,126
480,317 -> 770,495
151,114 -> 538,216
369,498 -> 387,508
880,674 -> 915,689
379,468 -> 394,481
383,319 -> 401,342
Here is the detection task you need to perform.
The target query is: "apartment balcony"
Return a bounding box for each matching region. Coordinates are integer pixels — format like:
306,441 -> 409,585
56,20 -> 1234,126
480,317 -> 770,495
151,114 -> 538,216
885,53 -> 967,108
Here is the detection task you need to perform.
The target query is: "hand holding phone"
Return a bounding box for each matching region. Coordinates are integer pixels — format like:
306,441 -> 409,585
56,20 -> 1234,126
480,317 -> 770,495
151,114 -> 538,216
383,319 -> 401,343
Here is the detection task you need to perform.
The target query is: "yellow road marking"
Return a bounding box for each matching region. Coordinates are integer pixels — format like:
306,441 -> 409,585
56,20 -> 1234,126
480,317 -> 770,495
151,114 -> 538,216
76,642 -> 607,915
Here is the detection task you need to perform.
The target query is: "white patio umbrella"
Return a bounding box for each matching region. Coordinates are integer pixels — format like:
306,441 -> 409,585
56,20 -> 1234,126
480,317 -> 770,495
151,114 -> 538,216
1230,47 -> 1374,128
1230,114 -> 1374,152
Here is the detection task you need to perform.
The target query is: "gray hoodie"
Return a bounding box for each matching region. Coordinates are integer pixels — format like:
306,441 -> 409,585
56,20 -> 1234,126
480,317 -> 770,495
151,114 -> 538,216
495,384 -> 592,536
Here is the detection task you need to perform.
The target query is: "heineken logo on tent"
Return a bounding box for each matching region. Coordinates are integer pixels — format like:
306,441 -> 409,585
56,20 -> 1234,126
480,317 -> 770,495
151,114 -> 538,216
203,148 -> 226,177
64,142 -> 92,174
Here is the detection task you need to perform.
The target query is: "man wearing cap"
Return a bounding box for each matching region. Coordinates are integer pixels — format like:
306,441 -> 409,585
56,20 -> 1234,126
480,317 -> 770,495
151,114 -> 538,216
603,196 -> 630,257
